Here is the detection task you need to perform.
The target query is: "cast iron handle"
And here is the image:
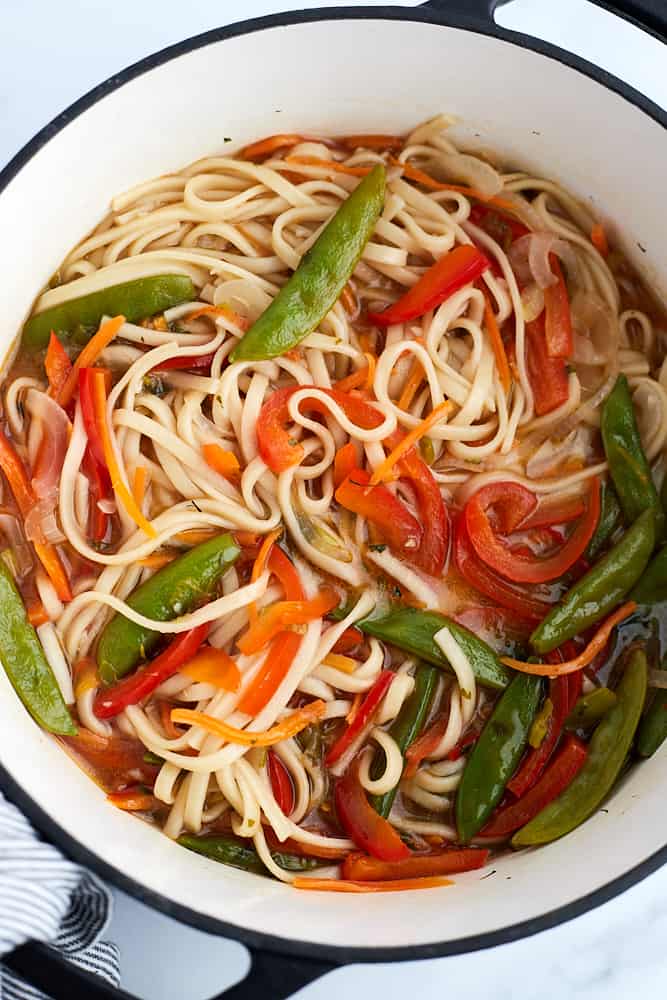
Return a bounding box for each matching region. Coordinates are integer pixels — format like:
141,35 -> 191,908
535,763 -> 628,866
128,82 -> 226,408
5,939 -> 338,1000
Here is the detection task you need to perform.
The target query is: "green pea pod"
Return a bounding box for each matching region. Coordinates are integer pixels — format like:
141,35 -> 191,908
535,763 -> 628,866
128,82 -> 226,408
97,533 -> 240,683
531,509 -> 655,654
0,561 -> 76,734
358,607 -> 511,690
565,688 -> 617,730
585,482 -> 622,561
456,673 -> 543,842
631,545 -> 667,605
22,275 -> 196,350
513,648 -> 647,846
230,165 -> 385,361
370,663 -> 439,818
177,834 -> 319,874
637,652 -> 667,757
601,374 -> 664,539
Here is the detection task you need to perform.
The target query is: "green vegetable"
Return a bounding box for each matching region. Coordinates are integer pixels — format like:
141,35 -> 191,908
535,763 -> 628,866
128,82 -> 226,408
358,607 -> 511,691
585,482 -> 622,561
177,834 -> 319,874
22,275 -> 196,350
565,687 -> 617,730
97,533 -> 240,683
637,652 -> 667,757
631,544 -> 667,604
0,561 -> 76,734
529,697 -> 553,748
370,663 -> 439,818
601,374 -> 664,539
456,673 -> 543,842
513,647 -> 647,846
230,165 -> 385,361
531,509 -> 655,654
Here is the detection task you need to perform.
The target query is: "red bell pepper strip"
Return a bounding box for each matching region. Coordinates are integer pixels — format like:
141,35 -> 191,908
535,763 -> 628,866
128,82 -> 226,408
404,712 -> 447,778
388,436 -> 449,576
446,727 -> 481,762
525,313 -> 570,416
464,477 -> 601,584
481,734 -> 587,837
331,626 -> 363,654
93,623 -> 209,719
257,386 -> 384,473
367,245 -> 490,326
335,468 -> 422,561
81,446 -> 112,544
267,750 -> 295,815
334,756 -> 410,861
454,513 -> 552,622
506,668 -> 571,799
544,255 -> 573,359
342,847 -> 489,881
326,670 -> 395,766
333,442 -> 357,488
519,494 -> 586,530
152,352 -> 217,372
45,333 -> 73,399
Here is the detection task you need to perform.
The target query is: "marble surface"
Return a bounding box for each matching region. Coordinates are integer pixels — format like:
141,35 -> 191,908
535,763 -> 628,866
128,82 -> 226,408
2,2 -> 666,997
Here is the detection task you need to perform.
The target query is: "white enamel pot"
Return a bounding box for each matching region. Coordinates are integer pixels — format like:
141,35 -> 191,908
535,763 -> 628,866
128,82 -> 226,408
1,2 -> 666,997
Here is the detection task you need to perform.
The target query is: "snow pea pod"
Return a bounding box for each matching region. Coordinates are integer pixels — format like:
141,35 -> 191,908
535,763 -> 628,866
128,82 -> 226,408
513,647 -> 647,846
0,561 -> 76,734
23,275 -> 196,350
456,673 -> 543,842
370,662 -> 439,818
585,481 -> 622,561
230,165 -> 385,361
565,688 -> 617,730
531,508 -> 655,654
177,835 -> 319,874
358,607 -> 511,690
97,533 -> 240,683
601,374 -> 664,539
631,544 -> 667,605
637,652 -> 667,757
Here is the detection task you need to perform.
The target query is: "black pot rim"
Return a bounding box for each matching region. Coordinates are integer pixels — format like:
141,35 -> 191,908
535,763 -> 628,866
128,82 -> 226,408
1,1 -> 666,967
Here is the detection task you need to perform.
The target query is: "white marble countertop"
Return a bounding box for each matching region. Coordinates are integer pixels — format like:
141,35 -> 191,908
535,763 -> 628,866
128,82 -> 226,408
2,2 -> 666,997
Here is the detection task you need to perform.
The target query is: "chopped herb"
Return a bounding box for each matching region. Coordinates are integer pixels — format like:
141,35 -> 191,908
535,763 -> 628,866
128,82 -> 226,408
368,544 -> 387,553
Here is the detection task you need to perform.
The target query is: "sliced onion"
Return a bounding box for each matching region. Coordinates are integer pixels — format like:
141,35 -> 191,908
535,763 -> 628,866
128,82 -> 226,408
510,233 -> 581,290
648,669 -> 667,689
97,498 -> 117,515
571,291 -> 619,367
429,151 -> 503,199
24,500 -> 66,545
526,427 -> 591,480
0,514 -> 32,578
213,278 -> 272,324
296,509 -> 352,563
521,282 -> 545,323
26,389 -> 69,502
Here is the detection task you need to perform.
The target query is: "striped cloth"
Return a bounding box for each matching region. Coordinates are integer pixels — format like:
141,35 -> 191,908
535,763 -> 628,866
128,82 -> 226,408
0,791 -> 120,999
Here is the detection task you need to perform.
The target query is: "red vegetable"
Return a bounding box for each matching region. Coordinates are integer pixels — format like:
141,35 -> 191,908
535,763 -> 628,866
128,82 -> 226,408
342,848 -> 489,881
506,672 -> 571,798
93,624 -> 209,718
152,352 -> 217,372
335,468 -> 422,562
454,513 -> 552,622
257,386 -> 384,473
520,494 -> 586,530
544,255 -> 573,359
335,757 -> 410,861
367,245 -> 490,326
45,333 -> 72,399
404,712 -> 447,778
468,204 -> 530,246
464,477 -> 600,584
482,735 -> 587,837
326,670 -> 395,766
525,313 -> 570,415
391,439 -> 449,576
267,750 -> 295,815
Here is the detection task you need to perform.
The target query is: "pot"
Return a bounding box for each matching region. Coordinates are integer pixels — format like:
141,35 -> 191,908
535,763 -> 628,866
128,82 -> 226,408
1,2 -> 666,997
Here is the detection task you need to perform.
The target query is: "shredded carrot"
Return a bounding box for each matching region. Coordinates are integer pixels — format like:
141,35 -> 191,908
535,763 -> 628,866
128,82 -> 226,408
45,332 -> 72,399
171,699 -> 326,746
363,352 -> 377,390
174,528 -> 220,545
292,876 -> 452,893
397,359 -> 424,411
27,600 -> 49,628
132,465 -> 148,509
107,790 -> 156,812
482,290 -> 511,393
370,400 -> 453,484
333,442 -> 357,488
346,691 -> 363,724
501,602 -> 637,676
240,133 -> 313,160
186,304 -> 249,330
73,657 -> 99,699
591,223 -> 609,257
235,531 -> 260,548
57,315 -> 125,408
335,364 -> 370,393
338,134 -> 404,151
340,282 -> 358,315
202,443 -> 241,481
137,552 -> 176,570
247,526 -> 283,623
238,588 -> 339,655
89,369 -> 156,538
285,155 -> 371,178
159,700 -> 183,740
182,648 -> 241,692
322,653 -> 358,674
389,157 -> 516,210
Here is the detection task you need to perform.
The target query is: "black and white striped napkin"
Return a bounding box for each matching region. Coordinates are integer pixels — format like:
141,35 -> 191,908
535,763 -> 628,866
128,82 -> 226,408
0,791 -> 120,999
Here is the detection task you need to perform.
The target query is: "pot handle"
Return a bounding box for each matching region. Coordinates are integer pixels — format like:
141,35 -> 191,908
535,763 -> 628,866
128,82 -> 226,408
420,0 -> 667,41
5,939 -> 337,1000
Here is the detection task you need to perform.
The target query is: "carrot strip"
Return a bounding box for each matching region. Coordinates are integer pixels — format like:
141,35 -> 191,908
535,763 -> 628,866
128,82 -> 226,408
501,602 -> 637,676
73,657 -> 99,699
45,332 -> 73,399
369,401 -> 453,484
397,359 -> 424,411
333,442 -> 357,488
285,155 -> 371,178
132,465 -> 148,509
175,528 -> 220,545
172,699 -> 326,746
389,158 -> 516,211
235,531 -> 259,548
57,315 -> 125,407
241,134 -> 313,160
90,369 -> 156,537
322,653 -> 358,674
202,443 -> 241,481
292,876 -> 452,893
335,364 -> 370,393
159,700 -> 183,740
591,223 -> 609,257
338,134 -> 404,151
186,304 -> 249,330
340,282 -> 358,315
247,526 -> 283,624
483,290 -> 511,392
237,589 -> 339,655
107,789 -> 156,812
137,552 -> 176,570
182,648 -> 241,691
27,600 -> 49,628
346,691 -> 363,724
